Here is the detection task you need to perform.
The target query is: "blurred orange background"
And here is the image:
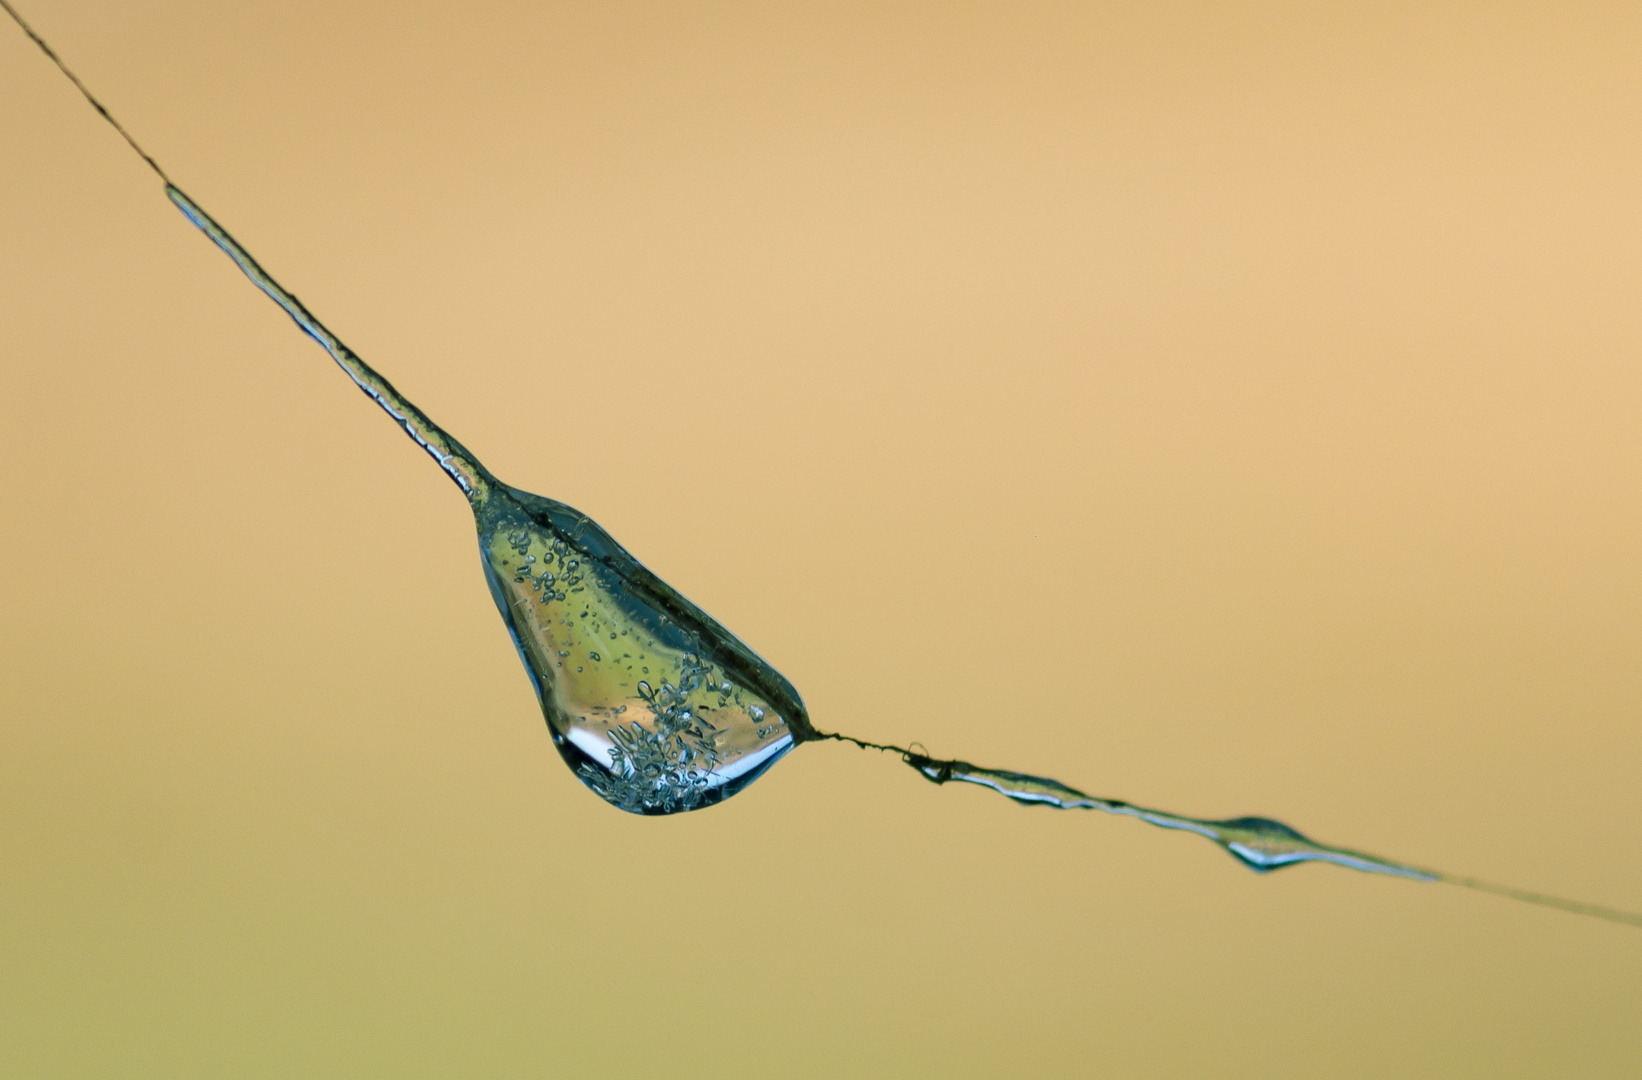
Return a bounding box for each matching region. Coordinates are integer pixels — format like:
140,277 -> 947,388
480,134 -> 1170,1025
3,1 -> 1640,1075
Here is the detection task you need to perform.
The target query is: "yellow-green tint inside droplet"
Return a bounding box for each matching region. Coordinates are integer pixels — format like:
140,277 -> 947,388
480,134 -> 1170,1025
480,522 -> 791,797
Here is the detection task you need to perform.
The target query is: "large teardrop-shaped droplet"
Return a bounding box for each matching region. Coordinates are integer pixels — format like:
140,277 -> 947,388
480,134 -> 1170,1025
475,485 -> 817,814
155,185 -> 812,816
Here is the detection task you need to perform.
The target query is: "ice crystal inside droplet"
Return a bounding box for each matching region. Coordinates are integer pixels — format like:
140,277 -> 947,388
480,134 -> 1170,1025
477,486 -> 814,814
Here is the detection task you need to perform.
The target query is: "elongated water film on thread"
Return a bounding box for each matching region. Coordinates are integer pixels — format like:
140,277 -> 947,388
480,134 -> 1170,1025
7,0 -> 1639,931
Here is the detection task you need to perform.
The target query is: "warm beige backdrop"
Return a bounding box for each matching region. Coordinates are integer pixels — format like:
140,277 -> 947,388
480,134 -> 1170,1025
3,1 -> 1640,1075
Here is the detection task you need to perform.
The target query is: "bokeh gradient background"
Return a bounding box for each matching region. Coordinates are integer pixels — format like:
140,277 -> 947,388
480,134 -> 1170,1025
4,1 -> 1641,1075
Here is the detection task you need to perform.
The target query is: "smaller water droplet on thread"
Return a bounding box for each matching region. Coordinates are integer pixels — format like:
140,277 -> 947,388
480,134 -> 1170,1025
903,754 -> 1437,881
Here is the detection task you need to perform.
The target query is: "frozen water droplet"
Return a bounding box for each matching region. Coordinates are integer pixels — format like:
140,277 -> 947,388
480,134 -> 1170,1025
477,488 -> 816,814
157,187 -> 820,816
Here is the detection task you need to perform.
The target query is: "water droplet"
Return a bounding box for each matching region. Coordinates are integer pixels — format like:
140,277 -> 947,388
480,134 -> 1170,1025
903,754 -> 1436,880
